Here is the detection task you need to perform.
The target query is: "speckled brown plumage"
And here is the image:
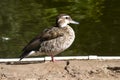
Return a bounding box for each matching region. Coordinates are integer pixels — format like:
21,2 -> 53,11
19,14 -> 79,61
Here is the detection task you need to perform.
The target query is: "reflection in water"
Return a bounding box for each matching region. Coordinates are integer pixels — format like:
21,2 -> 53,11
0,0 -> 120,58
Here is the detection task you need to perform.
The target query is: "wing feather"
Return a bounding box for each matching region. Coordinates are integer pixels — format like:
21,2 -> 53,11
20,27 -> 64,60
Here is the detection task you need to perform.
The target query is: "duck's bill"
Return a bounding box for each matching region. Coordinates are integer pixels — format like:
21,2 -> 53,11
70,20 -> 79,24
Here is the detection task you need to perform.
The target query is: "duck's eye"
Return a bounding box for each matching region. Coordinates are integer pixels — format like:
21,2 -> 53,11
66,17 -> 69,19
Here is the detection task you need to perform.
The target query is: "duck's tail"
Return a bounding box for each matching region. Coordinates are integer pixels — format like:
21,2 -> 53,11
19,51 -> 30,61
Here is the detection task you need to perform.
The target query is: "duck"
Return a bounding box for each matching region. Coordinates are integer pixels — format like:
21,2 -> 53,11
19,14 -> 79,61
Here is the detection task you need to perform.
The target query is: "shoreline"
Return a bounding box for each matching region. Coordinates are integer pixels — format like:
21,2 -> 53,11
0,60 -> 120,80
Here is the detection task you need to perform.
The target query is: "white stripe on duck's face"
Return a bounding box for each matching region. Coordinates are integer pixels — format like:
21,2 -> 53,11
58,16 -> 71,27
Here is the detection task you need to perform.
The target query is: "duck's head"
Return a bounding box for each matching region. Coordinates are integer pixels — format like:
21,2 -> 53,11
56,14 -> 79,27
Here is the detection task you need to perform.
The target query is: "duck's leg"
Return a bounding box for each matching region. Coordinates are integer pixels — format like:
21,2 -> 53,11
51,54 -> 55,62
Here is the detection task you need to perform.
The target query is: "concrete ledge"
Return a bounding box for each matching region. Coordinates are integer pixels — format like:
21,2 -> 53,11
0,55 -> 120,62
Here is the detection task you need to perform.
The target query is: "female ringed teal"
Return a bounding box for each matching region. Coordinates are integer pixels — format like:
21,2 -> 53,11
19,14 -> 79,62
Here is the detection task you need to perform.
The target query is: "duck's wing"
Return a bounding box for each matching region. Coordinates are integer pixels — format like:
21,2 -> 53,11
19,27 -> 64,60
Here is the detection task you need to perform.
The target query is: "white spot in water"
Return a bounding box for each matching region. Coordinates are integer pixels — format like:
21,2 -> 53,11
2,37 -> 10,41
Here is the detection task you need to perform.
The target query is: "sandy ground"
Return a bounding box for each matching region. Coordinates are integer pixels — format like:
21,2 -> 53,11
0,60 -> 120,80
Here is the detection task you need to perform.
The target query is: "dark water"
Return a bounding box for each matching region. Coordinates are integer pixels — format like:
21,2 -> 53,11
0,0 -> 120,58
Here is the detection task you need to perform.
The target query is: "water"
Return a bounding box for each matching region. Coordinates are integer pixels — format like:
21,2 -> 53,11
0,0 -> 120,58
